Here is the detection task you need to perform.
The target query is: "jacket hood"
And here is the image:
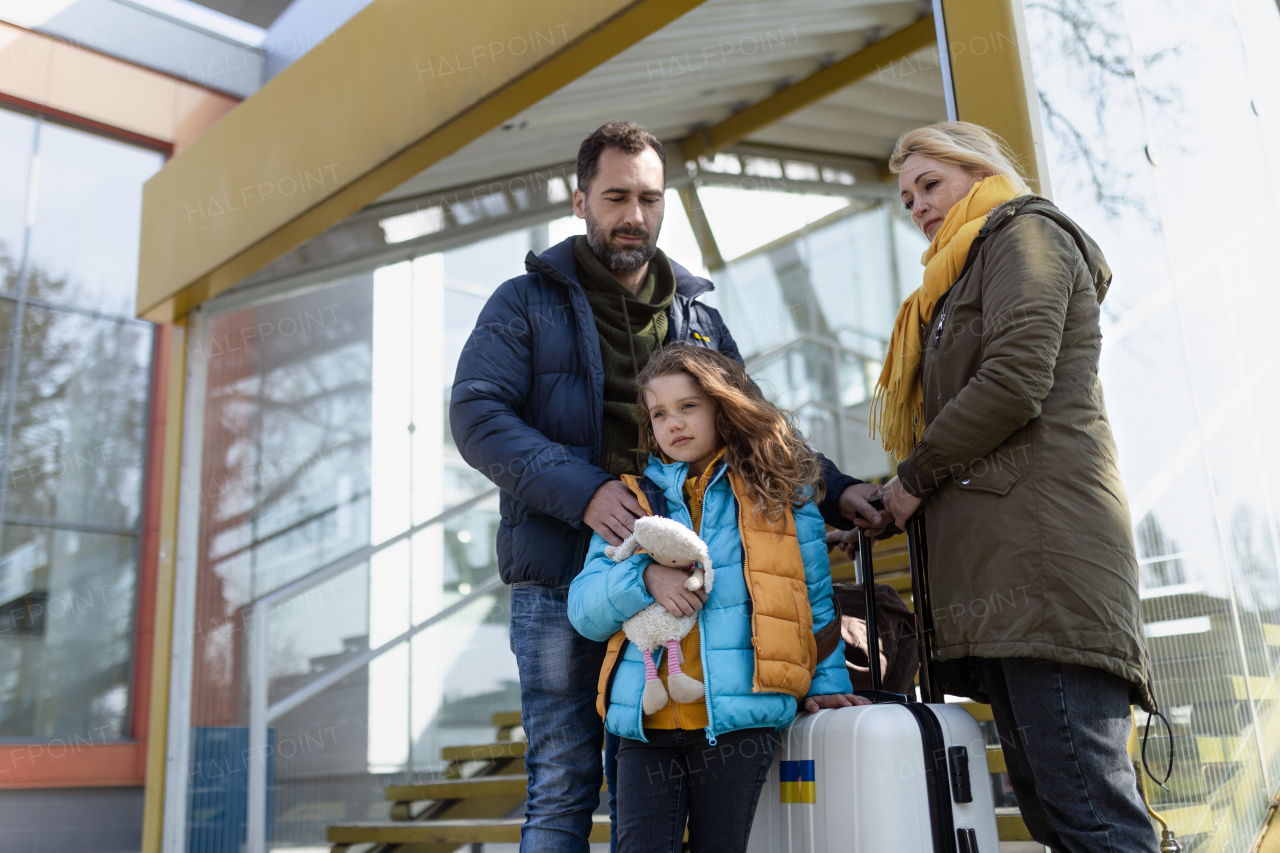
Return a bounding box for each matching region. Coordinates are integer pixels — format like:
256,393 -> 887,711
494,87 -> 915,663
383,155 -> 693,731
526,235 -> 715,299
982,196 -> 1113,304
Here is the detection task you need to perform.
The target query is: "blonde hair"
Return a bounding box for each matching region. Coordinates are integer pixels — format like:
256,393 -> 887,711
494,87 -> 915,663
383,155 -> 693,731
889,122 -> 1033,196
636,345 -> 824,521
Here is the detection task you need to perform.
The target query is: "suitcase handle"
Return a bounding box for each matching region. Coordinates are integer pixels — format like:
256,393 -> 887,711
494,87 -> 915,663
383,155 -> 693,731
851,689 -> 910,704
857,498 -> 941,704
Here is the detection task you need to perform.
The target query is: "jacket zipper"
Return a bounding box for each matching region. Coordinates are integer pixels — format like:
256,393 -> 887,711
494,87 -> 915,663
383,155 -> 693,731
526,257 -> 602,575
735,493 -> 756,701
525,256 -> 606,473
697,462 -> 730,745
603,637 -> 629,712
629,462 -> 726,743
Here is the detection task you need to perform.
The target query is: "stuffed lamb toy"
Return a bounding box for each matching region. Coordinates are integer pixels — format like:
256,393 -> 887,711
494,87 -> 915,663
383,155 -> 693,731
605,516 -> 714,714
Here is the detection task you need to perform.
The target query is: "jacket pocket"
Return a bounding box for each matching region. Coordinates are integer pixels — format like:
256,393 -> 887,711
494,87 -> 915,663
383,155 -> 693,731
790,586 -> 817,673
954,459 -> 1026,496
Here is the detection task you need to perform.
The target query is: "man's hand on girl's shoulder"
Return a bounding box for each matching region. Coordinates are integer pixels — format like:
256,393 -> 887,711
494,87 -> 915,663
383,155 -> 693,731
585,479 -> 644,546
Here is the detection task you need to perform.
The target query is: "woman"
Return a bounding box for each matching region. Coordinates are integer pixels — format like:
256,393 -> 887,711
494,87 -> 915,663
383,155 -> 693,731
875,122 -> 1157,853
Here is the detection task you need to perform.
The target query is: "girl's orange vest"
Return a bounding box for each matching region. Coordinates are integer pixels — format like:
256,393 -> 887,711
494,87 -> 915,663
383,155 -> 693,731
595,469 -> 818,720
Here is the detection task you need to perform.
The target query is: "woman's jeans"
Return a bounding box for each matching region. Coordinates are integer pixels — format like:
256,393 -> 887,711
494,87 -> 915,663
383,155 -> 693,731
979,658 -> 1159,853
510,583 -> 618,853
615,727 -> 774,853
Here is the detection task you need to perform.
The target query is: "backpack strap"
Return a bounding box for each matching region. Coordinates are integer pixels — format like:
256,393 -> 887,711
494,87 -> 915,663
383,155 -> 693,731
812,595 -> 843,664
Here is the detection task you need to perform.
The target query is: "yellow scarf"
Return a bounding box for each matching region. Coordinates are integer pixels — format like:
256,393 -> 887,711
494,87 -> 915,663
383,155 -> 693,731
870,175 -> 1023,459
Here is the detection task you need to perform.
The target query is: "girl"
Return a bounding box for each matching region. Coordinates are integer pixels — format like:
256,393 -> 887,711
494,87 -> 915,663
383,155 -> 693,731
568,344 -> 861,853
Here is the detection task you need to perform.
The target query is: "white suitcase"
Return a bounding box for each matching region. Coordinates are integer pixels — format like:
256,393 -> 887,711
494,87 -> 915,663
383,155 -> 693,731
747,514 -> 1000,853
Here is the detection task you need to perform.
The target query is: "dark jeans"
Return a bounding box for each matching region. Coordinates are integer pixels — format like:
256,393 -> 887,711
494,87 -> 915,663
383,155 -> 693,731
511,583 -> 618,853
979,657 -> 1158,853
615,727 -> 774,853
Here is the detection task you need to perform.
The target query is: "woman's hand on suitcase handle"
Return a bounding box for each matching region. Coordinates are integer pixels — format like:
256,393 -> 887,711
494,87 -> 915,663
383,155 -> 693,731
882,477 -> 922,530
803,693 -> 873,713
644,564 -> 708,617
826,529 -> 874,561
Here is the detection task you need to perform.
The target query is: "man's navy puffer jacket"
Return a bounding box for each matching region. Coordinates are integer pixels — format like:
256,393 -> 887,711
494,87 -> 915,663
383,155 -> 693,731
449,236 -> 860,588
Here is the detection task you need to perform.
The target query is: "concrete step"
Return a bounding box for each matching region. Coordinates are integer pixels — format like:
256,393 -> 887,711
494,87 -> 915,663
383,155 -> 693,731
332,811 -> 1031,846
492,711 -> 522,728
329,815 -> 610,846
387,774 -> 529,803
442,741 -> 527,762
997,808 -> 1033,842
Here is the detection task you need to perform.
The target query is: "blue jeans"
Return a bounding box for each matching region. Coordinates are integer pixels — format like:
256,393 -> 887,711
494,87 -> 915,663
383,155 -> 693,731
511,583 -> 618,853
614,728 -> 774,853
979,658 -> 1158,853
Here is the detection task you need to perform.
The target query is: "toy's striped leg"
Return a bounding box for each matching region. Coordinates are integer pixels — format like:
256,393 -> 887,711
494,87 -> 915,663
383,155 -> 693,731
665,638 -> 706,704
666,639 -> 684,676
641,648 -> 669,714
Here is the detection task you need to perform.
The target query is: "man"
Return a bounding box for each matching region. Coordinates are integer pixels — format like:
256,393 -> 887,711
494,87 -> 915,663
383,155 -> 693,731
450,121 -> 882,852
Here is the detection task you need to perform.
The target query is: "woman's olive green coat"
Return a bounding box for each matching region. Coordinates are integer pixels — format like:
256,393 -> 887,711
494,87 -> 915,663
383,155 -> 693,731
896,196 -> 1155,711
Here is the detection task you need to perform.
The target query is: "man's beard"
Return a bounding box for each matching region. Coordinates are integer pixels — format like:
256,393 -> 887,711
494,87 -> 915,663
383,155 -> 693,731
585,209 -> 661,275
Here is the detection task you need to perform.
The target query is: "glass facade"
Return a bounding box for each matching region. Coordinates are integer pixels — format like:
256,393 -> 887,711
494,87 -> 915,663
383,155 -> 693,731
159,3 -> 1280,845
173,188 -> 917,847
0,108 -> 162,741
180,235 -> 527,847
1025,0 -> 1280,847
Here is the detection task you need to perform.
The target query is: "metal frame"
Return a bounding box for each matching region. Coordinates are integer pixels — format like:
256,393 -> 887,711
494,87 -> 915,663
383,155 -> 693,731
219,143 -> 891,308
140,318 -> 187,853
934,0 -> 1050,194
160,308 -> 209,853
931,0 -> 959,121
137,0 -> 715,322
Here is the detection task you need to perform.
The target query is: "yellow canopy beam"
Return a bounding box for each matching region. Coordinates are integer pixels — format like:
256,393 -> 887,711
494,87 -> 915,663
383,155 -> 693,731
137,0 -> 709,322
937,0 -> 1050,195
680,16 -> 936,163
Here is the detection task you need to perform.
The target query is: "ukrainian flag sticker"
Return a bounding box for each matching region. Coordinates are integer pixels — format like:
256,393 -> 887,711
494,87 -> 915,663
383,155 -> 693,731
779,760 -> 816,804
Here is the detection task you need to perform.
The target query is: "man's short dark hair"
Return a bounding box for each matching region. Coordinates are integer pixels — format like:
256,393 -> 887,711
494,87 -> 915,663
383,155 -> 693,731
576,122 -> 666,194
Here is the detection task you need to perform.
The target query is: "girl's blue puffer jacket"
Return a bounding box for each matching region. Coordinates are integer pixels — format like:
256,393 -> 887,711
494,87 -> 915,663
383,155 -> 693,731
568,455 -> 853,743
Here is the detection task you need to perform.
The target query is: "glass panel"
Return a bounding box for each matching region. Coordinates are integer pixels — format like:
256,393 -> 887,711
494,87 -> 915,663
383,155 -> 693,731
697,187 -> 850,261
244,580 -> 513,849
0,302 -> 152,530
190,274 -> 374,730
717,203 -> 925,478
23,122 -> 164,317
1025,0 -> 1280,846
0,108 -> 35,280
186,225 -> 534,849
0,524 -> 137,739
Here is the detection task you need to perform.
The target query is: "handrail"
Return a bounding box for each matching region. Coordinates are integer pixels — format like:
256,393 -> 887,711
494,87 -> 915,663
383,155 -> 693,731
212,490 -> 371,567
256,486 -> 498,609
267,573 -> 505,721
245,485 -> 502,853
744,331 -> 882,371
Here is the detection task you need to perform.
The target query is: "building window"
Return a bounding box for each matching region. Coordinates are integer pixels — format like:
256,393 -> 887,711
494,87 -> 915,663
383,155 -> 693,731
0,107 -> 163,740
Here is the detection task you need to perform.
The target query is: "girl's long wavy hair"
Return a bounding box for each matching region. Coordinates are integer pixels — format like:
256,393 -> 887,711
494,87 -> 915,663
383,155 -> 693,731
636,345 -> 824,520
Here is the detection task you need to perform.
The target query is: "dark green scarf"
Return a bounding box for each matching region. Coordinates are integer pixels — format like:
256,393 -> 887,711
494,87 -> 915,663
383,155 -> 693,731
573,236 -> 675,476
